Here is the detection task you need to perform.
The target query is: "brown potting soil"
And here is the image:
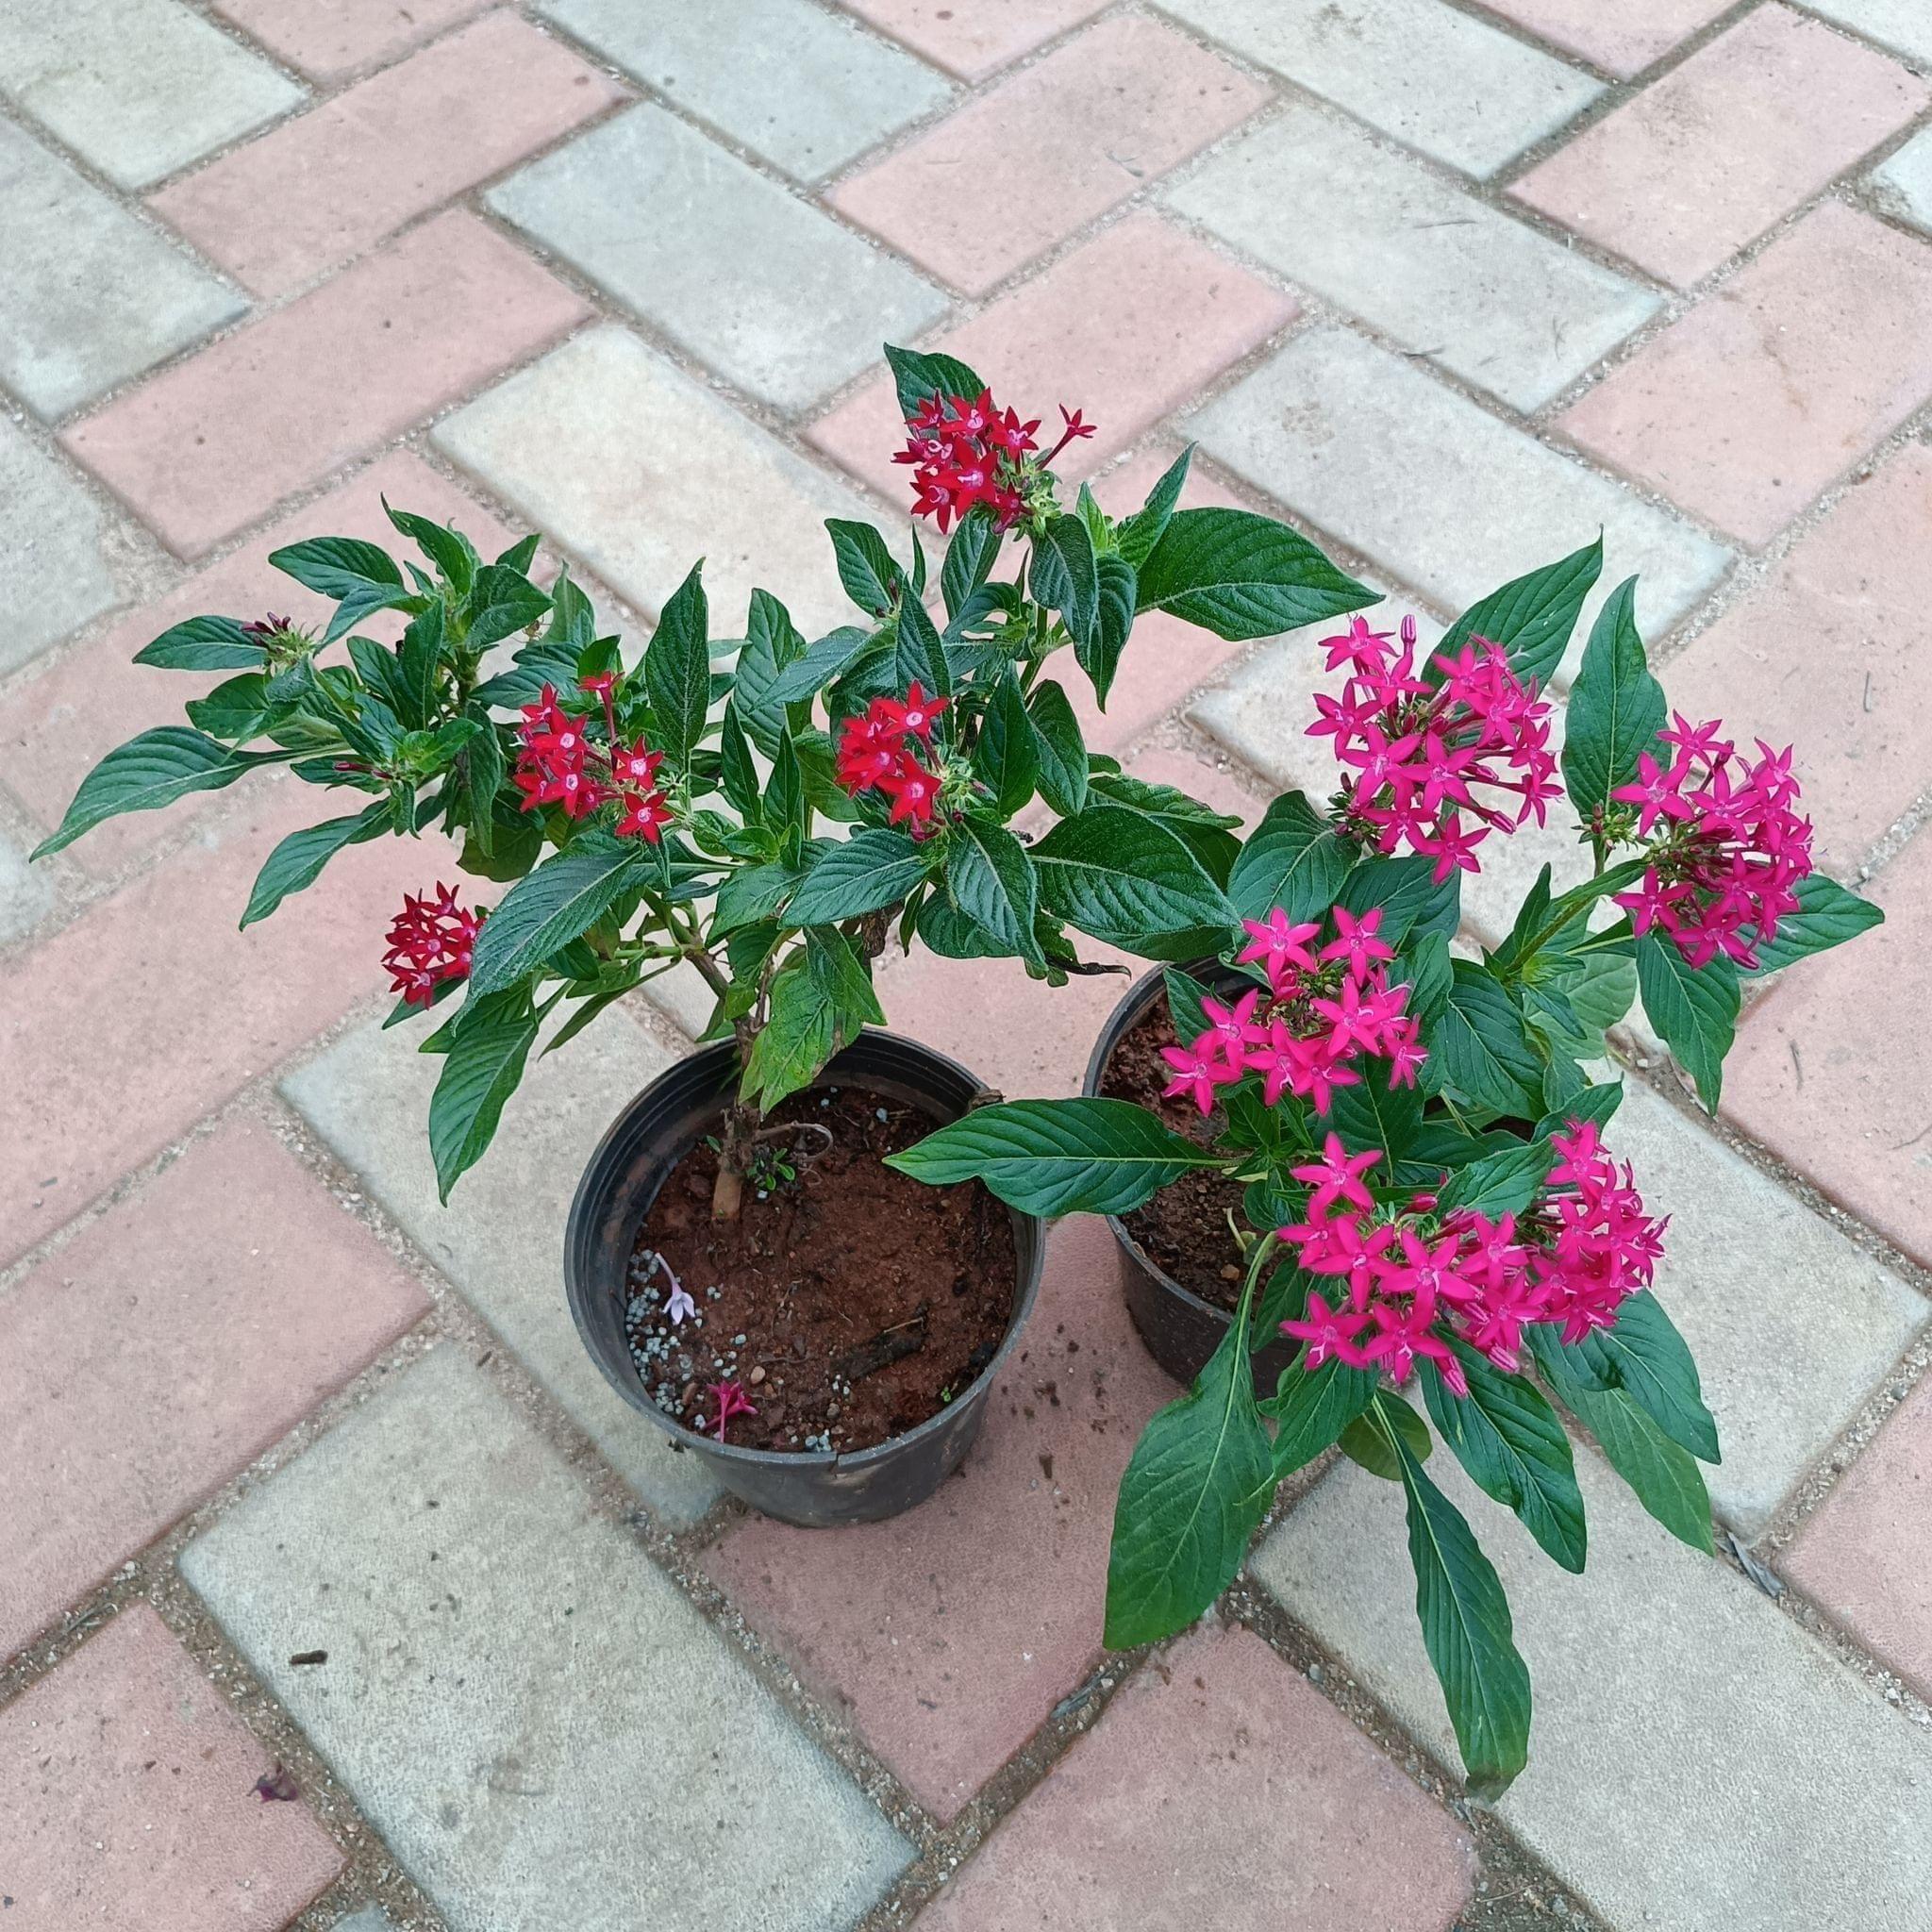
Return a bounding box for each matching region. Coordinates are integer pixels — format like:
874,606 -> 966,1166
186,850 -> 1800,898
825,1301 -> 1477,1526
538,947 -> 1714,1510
1098,993 -> 1251,1311
626,1083 -> 1017,1455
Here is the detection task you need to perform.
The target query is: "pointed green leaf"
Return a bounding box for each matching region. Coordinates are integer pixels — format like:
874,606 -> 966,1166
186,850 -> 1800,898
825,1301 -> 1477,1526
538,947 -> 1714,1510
1568,1291 -> 1719,1463
1741,873 -> 1884,974
1076,551 -> 1137,709
1134,508 -> 1375,640
1433,1139 -> 1558,1218
32,728 -> 287,858
468,836 -> 650,996
1228,791 -> 1352,924
787,828 -> 930,924
270,537 -> 410,643
891,589 -> 951,701
1561,576 -> 1665,826
941,507 -> 1002,621
826,519 -> 907,617
972,672 -> 1038,818
1031,512 -> 1100,648
1635,931 -> 1738,1109
1339,1391 -> 1432,1478
1116,444 -> 1192,570
132,615 -> 269,672
1437,537 -> 1603,691
241,799 -> 393,928
886,1097 -> 1222,1217
1422,1346 -> 1586,1572
732,590 -> 809,756
463,562 -> 552,650
947,819 -> 1043,966
1430,961 -> 1545,1117
384,500 -> 478,594
1024,679 -> 1089,817
1032,805 -> 1237,960
1262,1357 -> 1377,1479
883,342 -> 986,420
429,989 -> 541,1200
1105,1301 -> 1275,1648
645,559 -> 711,771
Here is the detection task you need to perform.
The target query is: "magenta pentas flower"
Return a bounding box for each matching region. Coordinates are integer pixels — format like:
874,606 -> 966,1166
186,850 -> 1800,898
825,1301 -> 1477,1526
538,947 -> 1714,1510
1307,614 -> 1558,883
510,682 -> 674,842
1609,715 -> 1813,969
1278,1117 -> 1667,1392
382,883 -> 484,1008
1162,904 -> 1424,1118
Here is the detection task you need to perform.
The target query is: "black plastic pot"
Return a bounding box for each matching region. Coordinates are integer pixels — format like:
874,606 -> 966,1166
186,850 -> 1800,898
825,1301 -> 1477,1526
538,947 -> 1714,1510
1083,960 -> 1296,1394
565,1029 -> 1044,1527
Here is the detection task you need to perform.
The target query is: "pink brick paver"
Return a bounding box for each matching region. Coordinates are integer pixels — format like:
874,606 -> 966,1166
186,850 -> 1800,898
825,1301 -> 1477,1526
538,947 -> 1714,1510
1472,0 -> 1733,76
0,1119 -> 428,1664
61,209 -> 588,558
150,15 -> 625,298
918,1624 -> 1475,1931
1660,442 -> 1932,876
212,0 -> 495,82
840,0 -> 1111,80
1724,825 -> 1932,1270
1782,1370 -> 1932,1703
0,1604 -> 344,1930
0,454 -> 511,875
0,788 -> 448,1268
809,214 -> 1296,504
1559,201 -> 1932,547
706,1215 -> 1180,1819
832,15 -> 1268,297
1510,7 -> 1928,290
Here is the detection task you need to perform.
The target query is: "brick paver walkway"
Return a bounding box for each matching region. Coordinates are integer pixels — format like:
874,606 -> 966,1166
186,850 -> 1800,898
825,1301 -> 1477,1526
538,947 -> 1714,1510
5,5 -> 1932,1928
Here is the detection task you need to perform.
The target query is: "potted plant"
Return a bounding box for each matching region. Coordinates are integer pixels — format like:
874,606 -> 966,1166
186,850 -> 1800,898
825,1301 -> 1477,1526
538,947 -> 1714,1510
888,558 -> 1881,1785
31,344 -> 1379,1526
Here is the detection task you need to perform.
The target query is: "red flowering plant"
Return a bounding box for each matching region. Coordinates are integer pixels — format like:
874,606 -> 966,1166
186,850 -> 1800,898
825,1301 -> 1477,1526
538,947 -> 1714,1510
32,343 -> 1377,1214
890,545 -> 1883,1794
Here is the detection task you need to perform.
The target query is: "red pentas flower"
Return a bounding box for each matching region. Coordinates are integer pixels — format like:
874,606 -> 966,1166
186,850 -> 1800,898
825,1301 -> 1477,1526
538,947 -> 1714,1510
510,681 -> 674,842
1158,903 -> 1424,1120
1307,614 -> 1558,884
1276,1116 -> 1668,1395
1609,713 -> 1812,969
383,882 -> 484,1008
895,388 -> 1096,533
835,684 -> 950,836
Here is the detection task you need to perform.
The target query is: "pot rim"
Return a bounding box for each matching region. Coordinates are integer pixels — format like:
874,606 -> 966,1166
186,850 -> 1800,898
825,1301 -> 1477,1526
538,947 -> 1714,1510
567,1028 -> 1044,1474
1080,956 -> 1255,1331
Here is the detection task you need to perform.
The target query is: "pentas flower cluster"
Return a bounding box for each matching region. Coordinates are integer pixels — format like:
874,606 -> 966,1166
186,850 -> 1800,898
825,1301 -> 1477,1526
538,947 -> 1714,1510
1160,904 -> 1424,1118
835,683 -> 949,834
1280,1121 -> 1667,1394
895,389 -> 1095,532
1309,614 -> 1559,884
383,882 -> 484,1008
1610,714 -> 1812,970
511,678 -> 673,842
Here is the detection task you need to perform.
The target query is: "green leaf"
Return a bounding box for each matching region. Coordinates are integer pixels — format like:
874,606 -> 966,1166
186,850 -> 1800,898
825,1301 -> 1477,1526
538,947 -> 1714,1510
1434,1138 -> 1558,1218
826,519 -> 906,617
1161,966 -> 1216,1046
1116,444 -> 1191,571
1262,1358 -> 1377,1479
1324,1066 -> 1424,1161
732,591 -> 809,757
240,799 -> 393,928
1334,854 -> 1459,947
1568,1291 -> 1719,1463
885,1097 -> 1222,1217
1104,1298 -> 1275,1648
1024,680 -> 1089,817
429,989 -> 541,1201
384,500 -> 478,594
468,837 -> 650,996
1635,931 -> 1738,1109
883,342 -> 986,421
463,562 -> 551,650
32,727 -> 287,858
1078,552 -> 1137,709
718,706 -> 761,821
1535,1079 -> 1623,1137
495,533 -> 541,575
184,672 -> 274,742
972,673 -> 1038,819
1033,805 -> 1237,960
1088,773 -> 1241,885
1431,962 -> 1545,1117
891,590 -> 951,701
1396,931 -> 1455,1026
1437,537 -> 1603,691
769,625 -> 875,706
764,726 -> 806,853
1388,1421 -> 1533,1800
1561,576 -> 1664,827
947,820 -> 1043,966
396,598 -> 445,729
1421,1346 -> 1585,1572
1227,791 -> 1351,924
1031,512 -> 1100,648
645,559 -> 711,772
1134,508 -> 1375,640
1339,1391 -> 1432,1478
133,615 -> 269,672
712,850 -> 819,935
786,828 -> 929,924
1742,873 -> 1884,974
270,537 -> 411,643
739,931 -> 881,1113
941,508 -> 1001,622
1530,1330 -> 1713,1553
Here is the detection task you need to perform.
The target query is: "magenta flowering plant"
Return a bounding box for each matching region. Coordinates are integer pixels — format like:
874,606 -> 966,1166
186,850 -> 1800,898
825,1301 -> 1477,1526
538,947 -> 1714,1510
891,554 -> 1883,1794
32,344 -> 1379,1219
